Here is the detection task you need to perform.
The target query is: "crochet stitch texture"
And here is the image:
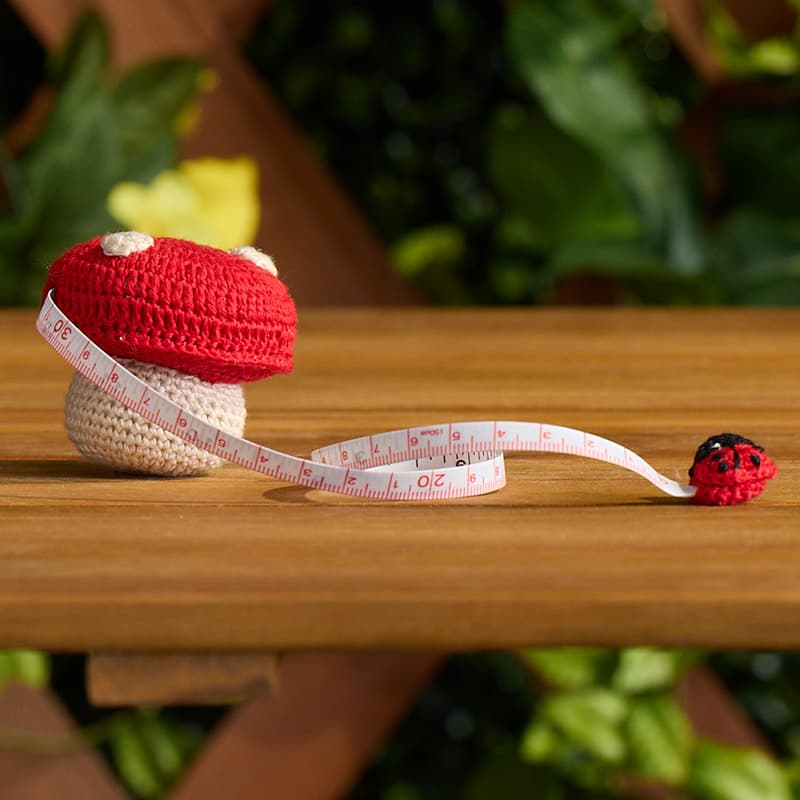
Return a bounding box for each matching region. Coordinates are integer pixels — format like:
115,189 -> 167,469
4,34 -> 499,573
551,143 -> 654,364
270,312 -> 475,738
65,359 -> 246,476
688,433 -> 777,506
43,236 -> 297,384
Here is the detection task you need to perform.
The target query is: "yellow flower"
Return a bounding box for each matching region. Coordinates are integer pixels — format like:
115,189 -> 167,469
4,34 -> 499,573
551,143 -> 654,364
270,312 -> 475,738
108,157 -> 260,250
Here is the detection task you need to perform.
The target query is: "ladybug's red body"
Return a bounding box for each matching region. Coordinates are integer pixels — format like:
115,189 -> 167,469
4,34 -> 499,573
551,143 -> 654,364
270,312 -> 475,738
689,433 -> 777,506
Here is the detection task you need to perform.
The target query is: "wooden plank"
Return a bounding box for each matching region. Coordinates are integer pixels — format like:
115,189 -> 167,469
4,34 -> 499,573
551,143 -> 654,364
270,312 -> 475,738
678,666 -> 770,750
87,652 -> 279,706
721,0 -> 796,42
8,0 -> 417,305
661,0 -> 726,83
0,684 -> 128,800
213,0 -> 276,41
169,652 -> 442,800
0,307 -> 798,650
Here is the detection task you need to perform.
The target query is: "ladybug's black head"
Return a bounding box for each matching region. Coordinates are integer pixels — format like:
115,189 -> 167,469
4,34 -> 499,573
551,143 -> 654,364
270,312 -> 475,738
689,433 -> 764,476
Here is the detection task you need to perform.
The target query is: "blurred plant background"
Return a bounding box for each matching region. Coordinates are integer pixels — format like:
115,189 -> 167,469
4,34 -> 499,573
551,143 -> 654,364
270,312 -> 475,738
248,0 -> 800,305
2,0 -> 800,798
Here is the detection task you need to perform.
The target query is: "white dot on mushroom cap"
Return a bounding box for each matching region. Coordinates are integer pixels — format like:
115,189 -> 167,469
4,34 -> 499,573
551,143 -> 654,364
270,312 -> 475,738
228,245 -> 278,276
102,231 -> 155,257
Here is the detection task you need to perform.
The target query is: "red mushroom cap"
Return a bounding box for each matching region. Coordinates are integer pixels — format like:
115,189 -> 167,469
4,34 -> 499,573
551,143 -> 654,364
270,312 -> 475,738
43,235 -> 297,383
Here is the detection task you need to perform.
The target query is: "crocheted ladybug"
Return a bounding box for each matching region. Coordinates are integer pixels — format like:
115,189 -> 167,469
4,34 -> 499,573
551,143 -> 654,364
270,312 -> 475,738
43,231 -> 297,477
689,433 -> 777,506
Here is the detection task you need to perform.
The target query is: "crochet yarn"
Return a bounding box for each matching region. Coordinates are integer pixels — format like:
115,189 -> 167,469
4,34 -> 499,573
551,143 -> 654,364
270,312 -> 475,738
689,433 -> 777,506
43,235 -> 297,384
65,359 -> 246,476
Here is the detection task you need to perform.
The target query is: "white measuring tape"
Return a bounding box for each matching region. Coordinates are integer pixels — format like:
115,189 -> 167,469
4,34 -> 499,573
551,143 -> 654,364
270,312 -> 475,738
37,291 -> 695,501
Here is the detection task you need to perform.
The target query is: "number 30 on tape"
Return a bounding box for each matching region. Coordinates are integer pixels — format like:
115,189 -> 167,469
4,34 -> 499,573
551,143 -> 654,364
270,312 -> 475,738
36,291 -> 696,502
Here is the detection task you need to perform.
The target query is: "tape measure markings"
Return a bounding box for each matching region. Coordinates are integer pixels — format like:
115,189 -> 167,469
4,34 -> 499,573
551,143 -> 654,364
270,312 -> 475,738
37,291 -> 695,501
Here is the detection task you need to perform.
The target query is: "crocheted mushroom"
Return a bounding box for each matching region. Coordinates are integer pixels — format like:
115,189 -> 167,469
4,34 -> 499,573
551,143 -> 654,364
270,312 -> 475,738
43,231 -> 297,476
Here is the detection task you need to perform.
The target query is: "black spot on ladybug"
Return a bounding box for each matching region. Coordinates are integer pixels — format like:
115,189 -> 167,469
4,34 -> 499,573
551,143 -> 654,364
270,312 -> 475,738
750,454 -> 761,467
691,433 -> 763,470
712,453 -> 723,461
717,462 -> 729,473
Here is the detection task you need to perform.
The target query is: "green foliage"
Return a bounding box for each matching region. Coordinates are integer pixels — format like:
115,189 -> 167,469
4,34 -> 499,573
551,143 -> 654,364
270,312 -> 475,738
519,648 -> 699,792
0,11 -> 204,305
689,741 -> 792,800
625,694 -> 693,784
507,0 -> 702,274
518,648 -> 796,800
612,648 -> 700,694
488,106 -> 638,249
539,689 -> 629,765
109,708 -> 201,799
521,648 -> 616,690
253,0 -> 800,305
392,224 -> 470,303
0,650 -> 50,689
707,1 -> 800,77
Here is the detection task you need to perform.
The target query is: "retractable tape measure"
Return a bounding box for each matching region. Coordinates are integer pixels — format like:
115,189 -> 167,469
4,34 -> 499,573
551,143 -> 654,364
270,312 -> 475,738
37,290 -> 697,502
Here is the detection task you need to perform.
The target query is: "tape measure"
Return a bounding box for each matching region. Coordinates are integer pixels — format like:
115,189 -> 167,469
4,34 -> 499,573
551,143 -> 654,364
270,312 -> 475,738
36,290 -> 696,501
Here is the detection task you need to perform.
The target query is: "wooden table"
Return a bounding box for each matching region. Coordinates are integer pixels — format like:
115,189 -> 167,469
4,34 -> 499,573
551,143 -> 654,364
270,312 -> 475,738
1,307 -> 799,652
1,306 -> 797,798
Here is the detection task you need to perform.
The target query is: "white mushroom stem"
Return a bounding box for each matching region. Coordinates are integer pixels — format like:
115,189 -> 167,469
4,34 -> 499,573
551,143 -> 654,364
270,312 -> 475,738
65,360 -> 246,477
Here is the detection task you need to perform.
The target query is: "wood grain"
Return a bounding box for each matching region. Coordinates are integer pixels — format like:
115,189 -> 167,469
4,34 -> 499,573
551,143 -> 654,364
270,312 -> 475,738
87,652 -> 279,706
0,308 -> 798,650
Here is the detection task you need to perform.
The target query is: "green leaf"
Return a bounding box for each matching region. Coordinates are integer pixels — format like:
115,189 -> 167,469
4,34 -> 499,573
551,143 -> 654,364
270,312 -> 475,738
49,11 -> 110,106
549,241 -> 674,279
707,2 -> 800,77
110,716 -> 165,799
109,708 -> 198,797
613,649 -> 696,694
391,224 -> 473,303
488,105 -> 638,248
0,9 -> 207,307
688,741 -> 791,800
507,0 -> 703,272
520,648 -> 614,690
625,694 -> 693,785
709,211 -> 800,303
135,710 -> 185,781
8,650 -> 50,688
546,241 -> 723,304
0,652 -> 13,691
747,39 -> 800,76
541,689 -> 628,764
111,58 -> 205,172
520,721 -> 561,762
392,224 -> 465,277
